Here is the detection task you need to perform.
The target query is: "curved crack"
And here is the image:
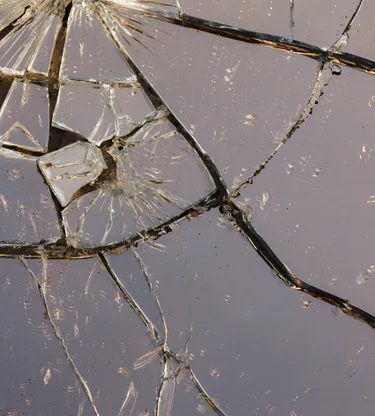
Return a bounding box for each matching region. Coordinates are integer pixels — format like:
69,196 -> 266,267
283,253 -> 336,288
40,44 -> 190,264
227,200 -> 375,331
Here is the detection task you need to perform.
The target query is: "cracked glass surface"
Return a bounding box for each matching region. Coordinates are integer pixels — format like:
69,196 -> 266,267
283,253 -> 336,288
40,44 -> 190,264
1,0 -> 375,415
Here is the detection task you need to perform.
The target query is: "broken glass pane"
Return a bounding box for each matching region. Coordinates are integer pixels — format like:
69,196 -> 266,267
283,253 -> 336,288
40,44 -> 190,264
235,64 -> 375,317
0,148 -> 61,245
62,119 -> 215,248
38,141 -> 107,207
135,208 -> 375,415
1,0 -> 375,414
0,79 -> 50,152
23,256 -> 161,416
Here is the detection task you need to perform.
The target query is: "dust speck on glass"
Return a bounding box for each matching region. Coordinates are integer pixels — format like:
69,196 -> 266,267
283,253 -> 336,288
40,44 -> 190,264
1,0 -> 375,415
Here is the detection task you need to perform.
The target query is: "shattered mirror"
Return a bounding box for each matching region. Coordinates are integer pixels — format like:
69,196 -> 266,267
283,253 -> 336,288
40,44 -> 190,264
1,0 -> 375,415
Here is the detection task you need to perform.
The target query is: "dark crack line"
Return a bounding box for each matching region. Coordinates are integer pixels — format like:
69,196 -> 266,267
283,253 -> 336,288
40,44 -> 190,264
99,252 -> 163,343
126,5 -> 375,76
227,201 -> 375,331
96,5 -> 228,198
0,191 -> 220,257
19,256 -> 100,416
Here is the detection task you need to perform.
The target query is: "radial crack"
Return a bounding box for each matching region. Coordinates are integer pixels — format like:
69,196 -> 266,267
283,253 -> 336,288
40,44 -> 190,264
19,255 -> 100,416
99,252 -> 163,342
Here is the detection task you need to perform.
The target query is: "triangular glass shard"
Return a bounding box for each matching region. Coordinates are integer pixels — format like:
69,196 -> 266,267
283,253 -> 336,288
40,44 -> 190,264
60,1 -> 137,83
27,12 -> 63,76
0,79 -> 49,152
38,142 -> 107,207
0,5 -> 63,77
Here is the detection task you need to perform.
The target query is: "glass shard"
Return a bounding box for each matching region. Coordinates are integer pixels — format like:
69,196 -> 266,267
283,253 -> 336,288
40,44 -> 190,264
0,258 -> 93,416
237,65 -> 375,317
0,148 -> 61,245
0,7 -> 62,77
135,208 -> 375,415
0,79 -> 49,152
52,83 -> 155,146
62,119 -> 215,248
24,257 -> 161,416
38,141 -> 107,207
105,249 -> 166,341
100,7 -> 319,189
60,1 -> 137,83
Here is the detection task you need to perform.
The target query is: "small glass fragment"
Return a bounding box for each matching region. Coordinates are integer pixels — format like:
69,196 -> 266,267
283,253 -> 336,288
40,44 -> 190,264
60,1 -> 136,83
0,80 -> 50,151
52,83 -> 155,145
38,142 -> 107,207
356,266 -> 375,285
133,346 -> 163,370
